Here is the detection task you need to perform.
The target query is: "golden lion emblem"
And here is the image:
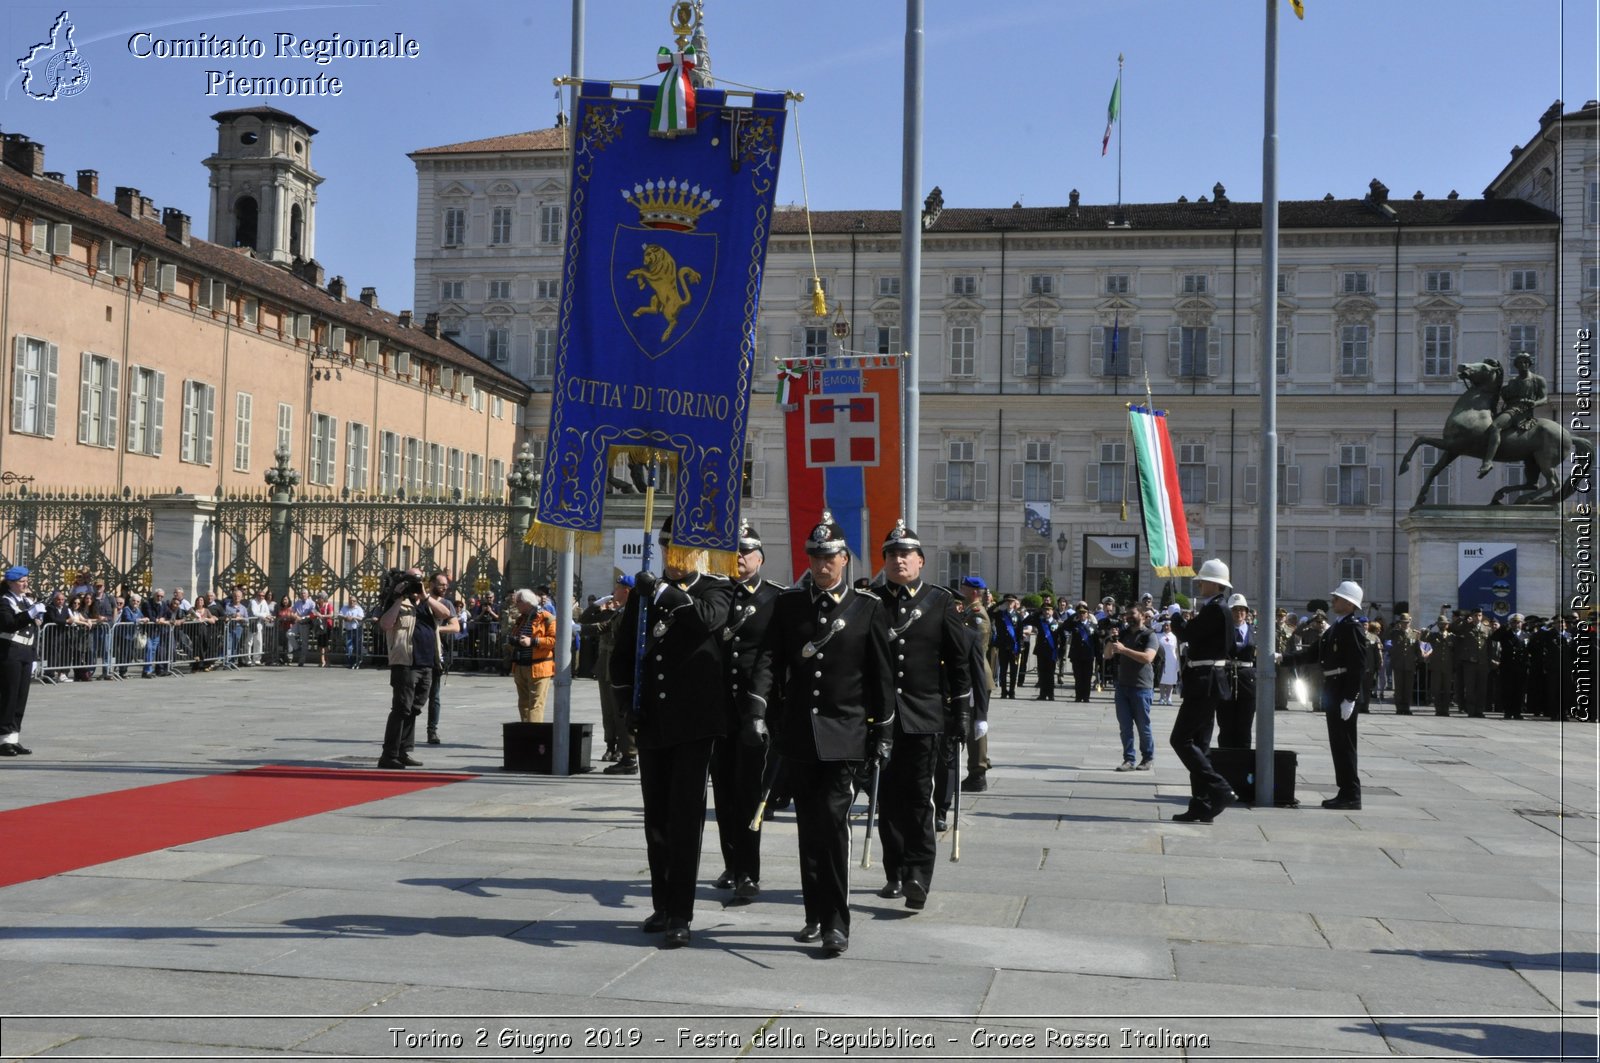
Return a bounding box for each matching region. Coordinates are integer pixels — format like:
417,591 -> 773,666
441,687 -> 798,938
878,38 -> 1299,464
626,243 -> 702,342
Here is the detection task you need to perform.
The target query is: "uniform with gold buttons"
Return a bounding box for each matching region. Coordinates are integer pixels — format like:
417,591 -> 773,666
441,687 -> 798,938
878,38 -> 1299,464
609,518 -> 735,947
709,522 -> 784,900
872,520 -> 971,910
747,512 -> 894,954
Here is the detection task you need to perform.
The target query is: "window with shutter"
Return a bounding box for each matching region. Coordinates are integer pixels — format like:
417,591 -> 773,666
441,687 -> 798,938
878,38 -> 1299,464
1243,465 -> 1258,505
150,371 -> 165,456
234,392 -> 253,472
78,351 -> 94,445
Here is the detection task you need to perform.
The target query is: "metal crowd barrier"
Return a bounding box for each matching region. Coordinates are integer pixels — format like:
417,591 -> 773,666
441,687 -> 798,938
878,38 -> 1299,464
31,609 -> 525,681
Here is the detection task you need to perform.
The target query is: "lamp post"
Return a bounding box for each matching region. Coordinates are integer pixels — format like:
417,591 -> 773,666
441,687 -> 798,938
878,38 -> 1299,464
1055,531 -> 1069,592
263,445 -> 300,599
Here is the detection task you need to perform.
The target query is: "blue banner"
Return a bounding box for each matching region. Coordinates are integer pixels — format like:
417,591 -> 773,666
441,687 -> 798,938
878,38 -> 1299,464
1457,542 -> 1516,619
534,82 -> 786,559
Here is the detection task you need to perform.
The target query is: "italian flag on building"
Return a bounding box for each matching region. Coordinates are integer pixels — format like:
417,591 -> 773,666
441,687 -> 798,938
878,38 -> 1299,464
1128,405 -> 1195,577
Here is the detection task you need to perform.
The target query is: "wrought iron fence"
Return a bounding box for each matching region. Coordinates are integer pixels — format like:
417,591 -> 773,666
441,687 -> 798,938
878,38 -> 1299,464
210,488 -> 536,610
0,487 -> 154,594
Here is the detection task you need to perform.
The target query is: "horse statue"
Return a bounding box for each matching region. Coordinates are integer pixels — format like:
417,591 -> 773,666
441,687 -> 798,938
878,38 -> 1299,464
1398,359 -> 1592,507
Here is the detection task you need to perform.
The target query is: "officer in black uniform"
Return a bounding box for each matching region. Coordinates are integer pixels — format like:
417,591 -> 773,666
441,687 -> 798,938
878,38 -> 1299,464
609,518 -> 735,948
1282,579 -> 1368,809
0,566 -> 44,755
1491,612 -> 1529,719
1169,558 -> 1237,823
710,520 -> 784,901
873,520 -> 972,910
1214,593 -> 1257,748
747,511 -> 895,955
993,596 -> 1023,698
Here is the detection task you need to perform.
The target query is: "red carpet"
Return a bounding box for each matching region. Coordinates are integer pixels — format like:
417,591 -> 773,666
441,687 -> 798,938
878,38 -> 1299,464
0,765 -> 473,887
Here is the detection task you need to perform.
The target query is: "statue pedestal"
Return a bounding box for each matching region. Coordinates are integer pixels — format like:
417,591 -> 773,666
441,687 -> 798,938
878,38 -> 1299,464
1401,505 -> 1562,618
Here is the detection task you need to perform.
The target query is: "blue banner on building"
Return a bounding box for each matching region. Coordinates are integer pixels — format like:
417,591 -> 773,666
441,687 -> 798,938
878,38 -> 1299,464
1457,541 -> 1516,618
532,81 -> 786,566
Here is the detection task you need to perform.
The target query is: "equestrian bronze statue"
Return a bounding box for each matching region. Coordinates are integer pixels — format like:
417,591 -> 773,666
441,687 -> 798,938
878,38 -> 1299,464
1398,358 -> 1591,507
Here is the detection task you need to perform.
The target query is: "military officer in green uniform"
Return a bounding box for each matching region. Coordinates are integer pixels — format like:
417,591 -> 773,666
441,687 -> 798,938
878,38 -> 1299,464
1387,612 -> 1422,715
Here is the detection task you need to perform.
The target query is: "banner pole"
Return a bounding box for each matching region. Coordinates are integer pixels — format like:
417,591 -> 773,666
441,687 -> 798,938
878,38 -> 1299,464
549,0 -> 584,779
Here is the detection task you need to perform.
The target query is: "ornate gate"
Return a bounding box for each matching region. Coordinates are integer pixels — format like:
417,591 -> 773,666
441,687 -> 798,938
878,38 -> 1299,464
0,485 -> 154,592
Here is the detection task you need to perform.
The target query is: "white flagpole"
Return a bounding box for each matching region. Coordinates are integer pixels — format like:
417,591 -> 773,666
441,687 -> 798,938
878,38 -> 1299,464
1255,0 -> 1280,806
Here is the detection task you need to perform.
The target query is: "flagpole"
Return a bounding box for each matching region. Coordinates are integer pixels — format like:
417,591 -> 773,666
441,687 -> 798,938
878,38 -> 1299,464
900,0 -> 924,530
550,0 -> 585,777
1255,0 -> 1281,808
1116,53 -> 1124,210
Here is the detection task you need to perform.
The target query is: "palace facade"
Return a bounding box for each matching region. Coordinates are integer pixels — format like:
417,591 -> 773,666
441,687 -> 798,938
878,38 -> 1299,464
411,102 -> 1595,608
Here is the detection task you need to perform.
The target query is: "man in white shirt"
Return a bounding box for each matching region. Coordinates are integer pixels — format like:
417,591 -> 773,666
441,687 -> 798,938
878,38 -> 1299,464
247,588 -> 274,665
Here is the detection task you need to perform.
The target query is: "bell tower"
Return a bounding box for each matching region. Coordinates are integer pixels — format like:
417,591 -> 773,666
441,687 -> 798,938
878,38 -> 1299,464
203,107 -> 324,266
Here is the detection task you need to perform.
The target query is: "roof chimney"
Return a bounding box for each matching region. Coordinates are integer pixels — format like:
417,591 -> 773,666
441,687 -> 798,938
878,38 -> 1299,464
162,208 -> 191,246
114,186 -> 140,216
2,134 -> 44,178
423,312 -> 440,338
295,258 -> 325,287
43,171 -> 65,184
359,286 -> 378,308
327,275 -> 346,302
140,195 -> 159,222
76,169 -> 98,197
1068,189 -> 1080,209
1367,178 -> 1389,203
920,185 -> 944,230
398,310 -> 413,328
1212,182 -> 1228,204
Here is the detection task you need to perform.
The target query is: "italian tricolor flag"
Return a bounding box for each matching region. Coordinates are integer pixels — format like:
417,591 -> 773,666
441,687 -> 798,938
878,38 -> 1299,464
1128,405 -> 1194,577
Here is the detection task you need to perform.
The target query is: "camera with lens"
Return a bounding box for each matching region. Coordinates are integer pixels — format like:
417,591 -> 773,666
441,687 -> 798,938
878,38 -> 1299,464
381,568 -> 424,609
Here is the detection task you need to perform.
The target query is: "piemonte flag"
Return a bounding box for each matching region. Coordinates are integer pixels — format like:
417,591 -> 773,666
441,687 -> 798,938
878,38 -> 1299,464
783,357 -> 901,578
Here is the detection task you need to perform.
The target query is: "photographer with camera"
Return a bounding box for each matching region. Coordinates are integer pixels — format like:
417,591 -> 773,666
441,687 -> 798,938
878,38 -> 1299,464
376,568 -> 451,769
1106,603 -> 1159,771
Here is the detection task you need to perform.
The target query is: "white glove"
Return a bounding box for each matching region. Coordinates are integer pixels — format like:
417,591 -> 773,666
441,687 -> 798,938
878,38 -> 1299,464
1339,699 -> 1355,721
27,602 -> 46,619
973,719 -> 988,739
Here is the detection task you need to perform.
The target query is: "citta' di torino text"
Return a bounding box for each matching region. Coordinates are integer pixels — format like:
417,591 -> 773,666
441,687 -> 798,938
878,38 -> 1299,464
128,31 -> 421,64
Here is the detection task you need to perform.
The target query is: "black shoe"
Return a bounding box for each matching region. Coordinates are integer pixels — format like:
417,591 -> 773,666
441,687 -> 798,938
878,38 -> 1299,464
794,923 -> 822,943
935,814 -> 948,832
821,929 -> 848,954
662,920 -> 691,948
603,756 -> 638,775
734,876 -> 760,900
960,774 -> 988,792
1208,788 -> 1235,818
1322,796 -> 1363,810
641,911 -> 670,933
877,880 -> 903,899
1171,808 -> 1213,823
12,744 -> 31,755
712,870 -> 735,890
399,753 -> 424,767
377,756 -> 407,769
426,731 -> 440,745
0,744 -> 19,757
903,878 -> 928,910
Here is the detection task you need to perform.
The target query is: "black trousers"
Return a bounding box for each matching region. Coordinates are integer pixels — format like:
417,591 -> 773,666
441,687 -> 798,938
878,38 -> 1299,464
997,650 -> 1019,696
1034,656 -> 1056,698
637,736 -> 715,923
0,657 -> 33,737
879,731 -> 938,890
1071,655 -> 1093,701
382,665 -> 431,758
710,733 -> 768,883
1169,692 -> 1231,811
1323,693 -> 1360,798
1215,697 -> 1254,749
787,755 -> 860,935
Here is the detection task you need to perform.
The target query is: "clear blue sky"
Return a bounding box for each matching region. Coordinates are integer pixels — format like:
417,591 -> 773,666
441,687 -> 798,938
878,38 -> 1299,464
3,1 -> 1595,312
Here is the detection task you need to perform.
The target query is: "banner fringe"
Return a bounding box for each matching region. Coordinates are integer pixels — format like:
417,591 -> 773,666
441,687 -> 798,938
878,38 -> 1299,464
523,521 -> 606,557
664,545 -> 739,577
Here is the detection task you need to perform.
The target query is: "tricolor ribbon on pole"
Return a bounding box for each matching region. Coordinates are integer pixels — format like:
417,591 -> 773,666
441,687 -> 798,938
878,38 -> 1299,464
650,45 -> 699,137
1127,404 -> 1194,578
776,359 -> 801,410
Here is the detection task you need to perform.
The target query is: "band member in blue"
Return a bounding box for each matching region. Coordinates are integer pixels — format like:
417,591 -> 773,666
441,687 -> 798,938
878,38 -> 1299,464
609,518 -> 734,948
1029,601 -> 1062,701
711,521 -> 784,901
993,596 -> 1023,699
872,520 -> 972,910
747,512 -> 895,955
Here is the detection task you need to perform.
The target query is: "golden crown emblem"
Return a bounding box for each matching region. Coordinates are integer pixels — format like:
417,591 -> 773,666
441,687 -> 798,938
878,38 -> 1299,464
623,178 -> 720,232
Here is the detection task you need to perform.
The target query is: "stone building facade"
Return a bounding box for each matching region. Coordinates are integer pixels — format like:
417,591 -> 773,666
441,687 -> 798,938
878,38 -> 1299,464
411,104 -> 1594,608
